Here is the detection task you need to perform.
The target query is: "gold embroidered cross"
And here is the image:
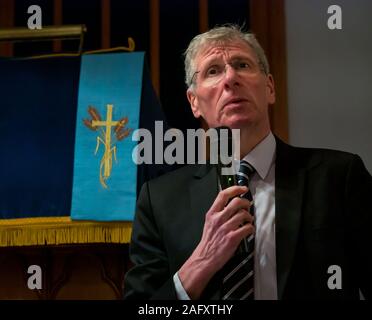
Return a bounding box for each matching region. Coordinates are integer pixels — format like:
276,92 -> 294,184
84,104 -> 131,189
92,104 -> 117,181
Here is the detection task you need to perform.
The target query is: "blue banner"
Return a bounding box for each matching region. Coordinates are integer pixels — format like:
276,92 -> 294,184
0,53 -> 171,222
71,53 -> 144,221
0,57 -> 80,219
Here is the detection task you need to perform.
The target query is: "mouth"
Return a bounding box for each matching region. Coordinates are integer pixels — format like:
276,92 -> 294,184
222,97 -> 249,109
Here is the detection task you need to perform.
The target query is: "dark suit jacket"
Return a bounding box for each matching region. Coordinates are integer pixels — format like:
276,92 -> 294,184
124,138 -> 372,300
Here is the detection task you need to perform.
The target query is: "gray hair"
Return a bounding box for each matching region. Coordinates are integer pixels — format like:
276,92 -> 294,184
184,24 -> 270,89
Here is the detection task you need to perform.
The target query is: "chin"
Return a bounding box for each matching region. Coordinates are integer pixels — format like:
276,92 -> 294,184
222,117 -> 253,129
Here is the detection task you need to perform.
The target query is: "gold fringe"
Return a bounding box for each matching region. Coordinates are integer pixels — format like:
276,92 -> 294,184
20,37 -> 136,60
0,217 -> 132,247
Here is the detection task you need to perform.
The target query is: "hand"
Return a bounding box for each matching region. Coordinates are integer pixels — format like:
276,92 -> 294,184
178,185 -> 254,299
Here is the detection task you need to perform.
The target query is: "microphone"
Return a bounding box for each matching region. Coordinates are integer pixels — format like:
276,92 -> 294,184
212,126 -> 248,255
211,126 -> 237,189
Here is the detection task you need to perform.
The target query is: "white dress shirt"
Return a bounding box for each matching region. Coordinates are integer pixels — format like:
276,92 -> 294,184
174,132 -> 278,300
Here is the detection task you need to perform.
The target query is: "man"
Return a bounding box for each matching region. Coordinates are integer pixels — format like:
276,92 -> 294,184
124,25 -> 372,300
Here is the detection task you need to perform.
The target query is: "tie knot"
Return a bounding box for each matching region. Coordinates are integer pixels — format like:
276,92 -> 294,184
237,161 -> 255,188
238,160 -> 255,178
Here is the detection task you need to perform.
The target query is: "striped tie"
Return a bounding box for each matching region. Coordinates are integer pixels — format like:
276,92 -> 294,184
222,160 -> 255,300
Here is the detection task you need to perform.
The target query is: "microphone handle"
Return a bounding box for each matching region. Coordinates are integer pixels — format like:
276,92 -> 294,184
217,166 -> 249,255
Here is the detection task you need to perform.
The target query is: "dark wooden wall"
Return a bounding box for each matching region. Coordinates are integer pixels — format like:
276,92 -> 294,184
0,0 -> 288,138
0,0 -> 288,299
0,244 -> 131,299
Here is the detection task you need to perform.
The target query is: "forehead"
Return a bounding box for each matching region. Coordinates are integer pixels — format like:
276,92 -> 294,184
195,40 -> 257,65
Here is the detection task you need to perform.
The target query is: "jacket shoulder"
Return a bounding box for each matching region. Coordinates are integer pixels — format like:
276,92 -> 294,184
276,138 -> 361,170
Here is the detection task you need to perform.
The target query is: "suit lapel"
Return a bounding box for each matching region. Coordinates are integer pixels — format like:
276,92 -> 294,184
275,138 -> 305,299
189,163 -> 219,235
189,164 -> 222,299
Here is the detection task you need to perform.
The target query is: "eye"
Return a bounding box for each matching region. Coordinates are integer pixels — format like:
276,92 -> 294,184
237,61 -> 251,69
205,65 -> 222,77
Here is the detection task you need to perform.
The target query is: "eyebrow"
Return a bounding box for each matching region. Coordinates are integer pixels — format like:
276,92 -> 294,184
200,54 -> 257,68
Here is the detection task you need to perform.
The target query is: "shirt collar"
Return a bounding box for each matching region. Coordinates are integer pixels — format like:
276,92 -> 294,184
235,132 -> 276,180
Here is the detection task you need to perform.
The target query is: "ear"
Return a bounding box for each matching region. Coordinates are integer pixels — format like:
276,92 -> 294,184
186,88 -> 201,118
266,74 -> 276,105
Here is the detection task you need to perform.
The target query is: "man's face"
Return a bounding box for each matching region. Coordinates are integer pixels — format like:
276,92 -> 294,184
186,40 -> 275,130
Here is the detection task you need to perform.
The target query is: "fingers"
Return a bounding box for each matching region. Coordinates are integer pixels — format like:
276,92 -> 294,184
208,186 -> 249,213
228,223 -> 255,246
211,197 -> 252,228
205,187 -> 253,232
215,204 -> 254,251
219,212 -> 255,252
222,197 -> 252,221
222,209 -> 253,231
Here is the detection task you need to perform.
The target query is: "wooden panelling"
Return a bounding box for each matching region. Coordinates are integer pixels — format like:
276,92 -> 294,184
0,0 -> 14,57
0,249 -> 42,299
101,0 -> 111,49
209,0 -> 249,28
0,244 -> 130,300
250,0 -> 289,142
53,0 -> 63,52
0,1 -> 289,132
150,0 -> 160,97
199,0 -> 209,33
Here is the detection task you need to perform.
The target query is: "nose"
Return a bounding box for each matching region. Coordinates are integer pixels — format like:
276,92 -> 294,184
222,64 -> 240,88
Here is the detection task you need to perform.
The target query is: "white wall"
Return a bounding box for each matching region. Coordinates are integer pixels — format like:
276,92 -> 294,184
285,0 -> 372,173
